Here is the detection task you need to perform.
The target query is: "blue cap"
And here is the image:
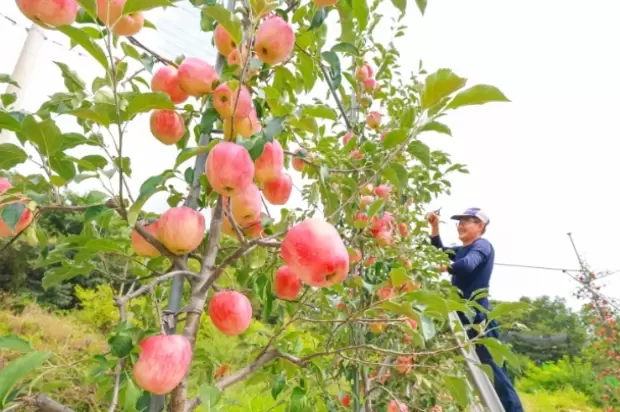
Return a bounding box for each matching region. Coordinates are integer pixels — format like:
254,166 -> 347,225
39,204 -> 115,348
450,207 -> 490,225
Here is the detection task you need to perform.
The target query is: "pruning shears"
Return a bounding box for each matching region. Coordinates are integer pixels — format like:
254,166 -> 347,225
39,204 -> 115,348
432,207 -> 446,224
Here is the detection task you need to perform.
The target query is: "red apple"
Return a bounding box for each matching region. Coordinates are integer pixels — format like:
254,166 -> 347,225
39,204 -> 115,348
17,0 -> 78,27
149,110 -> 185,145
348,248 -> 362,264
178,57 -> 219,96
263,173 -> 292,205
255,15 -> 295,65
213,24 -> 237,57
375,231 -> 392,246
151,66 -> 189,105
205,142 -> 255,196
254,140 -> 284,184
0,181 -> 33,237
292,150 -> 306,172
360,195 -> 373,210
131,220 -> 161,257
366,111 -> 381,129
341,393 -> 351,407
158,206 -> 206,255
395,356 -> 413,374
227,183 -> 262,226
355,66 -> 369,82
208,290 -> 253,336
234,109 -> 262,139
213,82 -> 253,120
96,0 -> 143,36
133,334 -> 192,395
343,131 -> 354,145
363,78 -> 377,92
388,399 -> 409,412
274,266 -> 302,300
360,184 -> 374,195
281,218 -> 349,288
374,184 -> 391,199
351,149 -> 364,160
398,223 -> 408,237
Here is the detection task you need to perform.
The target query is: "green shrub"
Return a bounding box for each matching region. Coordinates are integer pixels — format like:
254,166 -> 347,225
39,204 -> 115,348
520,388 -> 601,412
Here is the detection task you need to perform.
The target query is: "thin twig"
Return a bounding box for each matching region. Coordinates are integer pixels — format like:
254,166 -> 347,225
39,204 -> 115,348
115,270 -> 199,306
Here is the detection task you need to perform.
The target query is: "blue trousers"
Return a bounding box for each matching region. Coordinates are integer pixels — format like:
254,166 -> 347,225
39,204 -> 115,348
460,313 -> 524,412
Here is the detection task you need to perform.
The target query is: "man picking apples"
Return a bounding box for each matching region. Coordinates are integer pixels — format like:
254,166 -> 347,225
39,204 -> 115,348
427,208 -> 523,412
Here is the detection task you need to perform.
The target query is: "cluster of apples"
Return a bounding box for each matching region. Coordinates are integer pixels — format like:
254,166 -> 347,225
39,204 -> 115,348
16,0 -> 145,35
0,178 -> 34,238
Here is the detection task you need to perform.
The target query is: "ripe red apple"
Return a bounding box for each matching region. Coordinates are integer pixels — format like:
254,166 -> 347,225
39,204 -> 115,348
208,290 -> 253,336
0,180 -> 33,237
178,57 -> 219,96
360,195 -> 374,210
369,319 -> 387,334
96,0 -> 143,36
395,356 -> 414,374
377,286 -> 395,300
360,96 -> 372,108
214,363 -> 229,378
348,248 -> 362,264
214,24 -> 237,57
158,206 -> 206,255
428,406 -> 442,412
341,393 -> 351,407
227,183 -> 262,226
263,173 -> 292,205
353,212 -> 368,227
364,256 -> 376,267
355,66 -> 369,82
254,140 -> 284,184
363,61 -> 374,77
292,149 -> 306,172
17,0 -> 78,27
398,223 -> 408,237
274,266 -> 302,300
281,218 -> 349,288
255,15 -> 295,65
342,131 -> 354,145
151,66 -> 189,105
150,110 -> 185,145
375,231 -> 392,246
351,149 -> 364,160
366,111 -> 381,129
213,82 -> 252,120
374,184 -> 391,199
363,78 -> 377,92
314,0 -> 339,7
235,109 -> 262,138
205,142 -> 255,196
388,399 -> 409,412
133,334 -> 192,395
131,220 -> 161,257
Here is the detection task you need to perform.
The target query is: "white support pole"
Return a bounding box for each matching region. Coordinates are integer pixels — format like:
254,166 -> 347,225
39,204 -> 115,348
0,23 -> 46,143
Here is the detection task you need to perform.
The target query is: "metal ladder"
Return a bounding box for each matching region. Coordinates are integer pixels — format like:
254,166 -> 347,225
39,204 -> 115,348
448,312 -> 506,412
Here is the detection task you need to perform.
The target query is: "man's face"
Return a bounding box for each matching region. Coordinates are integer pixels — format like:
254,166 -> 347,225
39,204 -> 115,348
456,216 -> 484,243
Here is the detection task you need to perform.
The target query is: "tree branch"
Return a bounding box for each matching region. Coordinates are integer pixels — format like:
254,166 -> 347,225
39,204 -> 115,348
30,394 -> 75,412
114,270 -> 200,306
126,36 -> 177,67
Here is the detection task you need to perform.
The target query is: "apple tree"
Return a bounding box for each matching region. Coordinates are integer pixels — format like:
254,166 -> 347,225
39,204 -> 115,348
0,0 -> 514,411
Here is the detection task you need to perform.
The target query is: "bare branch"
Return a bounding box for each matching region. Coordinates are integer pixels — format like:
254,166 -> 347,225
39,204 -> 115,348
126,36 -> 177,67
283,150 -> 365,174
114,270 -> 200,306
29,394 -> 75,412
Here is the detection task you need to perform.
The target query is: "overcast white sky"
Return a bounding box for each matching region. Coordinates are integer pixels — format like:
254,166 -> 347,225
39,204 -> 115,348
1,0 -> 619,309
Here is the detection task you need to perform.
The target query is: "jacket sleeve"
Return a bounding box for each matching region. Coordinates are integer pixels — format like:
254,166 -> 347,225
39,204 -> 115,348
431,235 -> 460,262
448,240 -> 491,277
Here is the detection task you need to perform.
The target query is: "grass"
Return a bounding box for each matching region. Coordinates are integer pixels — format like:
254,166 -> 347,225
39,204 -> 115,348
519,388 -> 602,412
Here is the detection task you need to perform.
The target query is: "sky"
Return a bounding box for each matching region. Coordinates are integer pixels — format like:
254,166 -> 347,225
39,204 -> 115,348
1,0 -> 619,309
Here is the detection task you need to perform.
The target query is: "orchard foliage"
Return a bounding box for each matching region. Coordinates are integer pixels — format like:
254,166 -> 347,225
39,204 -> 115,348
1,0 -> 515,411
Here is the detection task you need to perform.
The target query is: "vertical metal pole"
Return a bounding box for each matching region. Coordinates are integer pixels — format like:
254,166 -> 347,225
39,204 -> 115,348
0,23 -> 45,143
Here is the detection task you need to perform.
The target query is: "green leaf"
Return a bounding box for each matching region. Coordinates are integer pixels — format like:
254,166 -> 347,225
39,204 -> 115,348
204,4 -> 243,45
415,0 -> 427,14
0,203 -> 26,232
0,111 -> 21,132
444,375 -> 470,408
309,8 -> 328,30
331,42 -> 359,55
57,26 -> 108,69
77,0 -> 97,19
322,51 -> 342,89
2,93 -> 17,107
390,0 -> 406,13
125,92 -> 174,119
21,115 -> 63,156
123,0 -> 173,14
78,154 -> 108,171
54,62 -> 85,92
0,351 -> 51,407
42,264 -> 95,290
389,163 -> 408,189
380,301 -> 419,321
271,374 -> 285,399
69,107 -> 110,126
420,121 -> 452,136
420,313 -> 437,341
84,238 -> 127,254
488,301 -> 530,322
0,74 -> 19,88
198,384 -> 222,409
109,334 -> 133,358
302,105 -> 337,121
389,267 -> 409,287
127,187 -> 165,226
0,144 -> 27,170
382,129 -> 408,149
263,116 -> 286,139
124,378 -> 141,412
366,198 -> 384,220
84,204 -> 107,221
0,335 -> 33,353
408,140 -> 430,168
478,337 -> 519,368
351,0 -> 369,30
49,153 -> 77,182
174,144 -> 215,169
290,387 -> 306,411
421,68 -> 466,110
446,85 -> 510,110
